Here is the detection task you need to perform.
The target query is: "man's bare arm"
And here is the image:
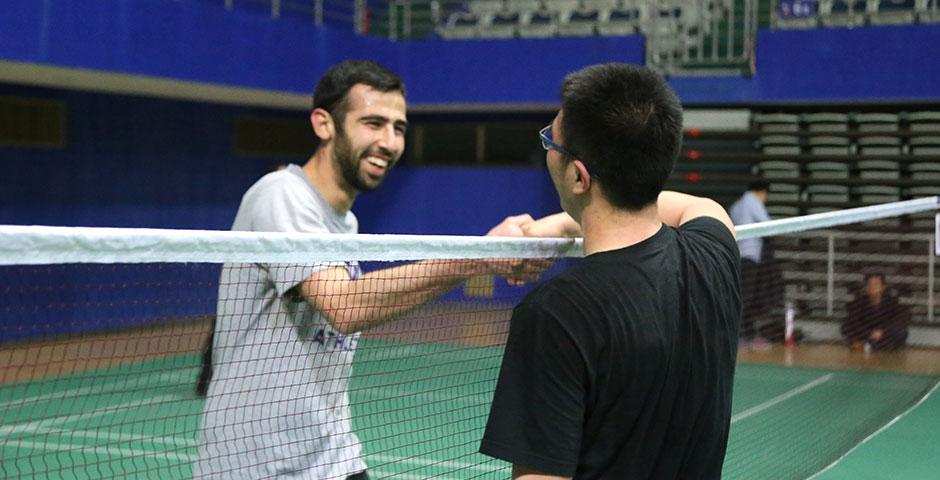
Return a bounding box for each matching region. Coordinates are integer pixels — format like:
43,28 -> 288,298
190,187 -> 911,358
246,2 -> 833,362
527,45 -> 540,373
521,212 -> 582,238
657,191 -> 736,238
523,191 -> 735,239
299,214 -> 537,334
300,259 -> 490,334
512,464 -> 571,480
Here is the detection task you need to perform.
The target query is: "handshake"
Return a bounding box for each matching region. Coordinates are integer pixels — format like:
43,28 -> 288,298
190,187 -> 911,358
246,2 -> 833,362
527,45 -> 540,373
482,212 -> 581,286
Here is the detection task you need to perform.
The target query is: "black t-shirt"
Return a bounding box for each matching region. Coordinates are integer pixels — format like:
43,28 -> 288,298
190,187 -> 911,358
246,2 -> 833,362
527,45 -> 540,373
480,217 -> 741,479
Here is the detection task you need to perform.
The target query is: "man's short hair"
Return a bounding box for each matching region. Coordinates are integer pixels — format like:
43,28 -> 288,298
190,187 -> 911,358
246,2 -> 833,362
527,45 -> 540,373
863,272 -> 886,284
748,179 -> 771,192
312,60 -> 406,149
560,63 -> 683,210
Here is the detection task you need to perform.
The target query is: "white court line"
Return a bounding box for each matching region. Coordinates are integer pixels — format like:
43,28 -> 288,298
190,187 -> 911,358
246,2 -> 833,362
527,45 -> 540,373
0,394 -> 181,438
2,438 -> 194,462
8,425 -> 195,448
353,388 -> 491,405
7,370 -> 834,475
0,370 -> 192,412
731,374 -> 833,423
805,379 -> 940,480
0,373 -> 500,479
3,438 -> 500,480
371,470 -> 462,480
369,453 -> 495,473
7,430 -> 500,478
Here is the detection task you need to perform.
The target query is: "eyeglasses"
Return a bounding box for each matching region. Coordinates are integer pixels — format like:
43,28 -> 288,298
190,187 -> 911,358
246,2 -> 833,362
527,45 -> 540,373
539,124 -> 600,179
539,125 -> 575,159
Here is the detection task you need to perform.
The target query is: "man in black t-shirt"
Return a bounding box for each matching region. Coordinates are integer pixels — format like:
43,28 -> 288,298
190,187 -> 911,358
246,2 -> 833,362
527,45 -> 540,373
480,64 -> 742,480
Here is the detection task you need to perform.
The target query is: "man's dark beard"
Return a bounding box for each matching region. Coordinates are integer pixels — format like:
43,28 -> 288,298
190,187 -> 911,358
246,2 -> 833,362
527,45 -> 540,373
333,128 -> 378,192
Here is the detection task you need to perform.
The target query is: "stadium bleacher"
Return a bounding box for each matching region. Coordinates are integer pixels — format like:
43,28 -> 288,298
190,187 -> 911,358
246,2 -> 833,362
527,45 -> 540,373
871,0 -> 918,25
775,0 -> 940,27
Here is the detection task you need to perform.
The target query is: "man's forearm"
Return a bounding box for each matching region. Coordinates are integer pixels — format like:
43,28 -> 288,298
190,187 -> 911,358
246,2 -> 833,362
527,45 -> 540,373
299,213 -> 546,333
657,191 -> 735,235
301,259 -> 489,334
523,212 -> 582,238
526,191 -> 735,239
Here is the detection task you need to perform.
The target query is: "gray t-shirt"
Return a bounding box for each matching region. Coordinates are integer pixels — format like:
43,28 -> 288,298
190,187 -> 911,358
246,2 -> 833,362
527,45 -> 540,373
194,164 -> 365,479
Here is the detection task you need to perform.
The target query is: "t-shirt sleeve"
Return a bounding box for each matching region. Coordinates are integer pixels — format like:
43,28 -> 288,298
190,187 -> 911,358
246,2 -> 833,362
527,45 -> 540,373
245,177 -> 350,296
480,299 -> 587,477
679,216 -> 739,260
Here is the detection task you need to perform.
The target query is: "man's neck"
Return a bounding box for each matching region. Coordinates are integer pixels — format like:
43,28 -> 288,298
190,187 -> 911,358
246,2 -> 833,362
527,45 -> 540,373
580,202 -> 662,256
302,151 -> 357,214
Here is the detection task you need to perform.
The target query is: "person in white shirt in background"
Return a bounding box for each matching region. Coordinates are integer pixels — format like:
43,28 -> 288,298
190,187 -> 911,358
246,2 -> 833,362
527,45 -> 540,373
728,179 -> 772,347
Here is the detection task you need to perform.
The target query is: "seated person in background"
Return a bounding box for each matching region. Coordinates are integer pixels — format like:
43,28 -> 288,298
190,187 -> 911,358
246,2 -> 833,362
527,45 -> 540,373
841,272 -> 910,351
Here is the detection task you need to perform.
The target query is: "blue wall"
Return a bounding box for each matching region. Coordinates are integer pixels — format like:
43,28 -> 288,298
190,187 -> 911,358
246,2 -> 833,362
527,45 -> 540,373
0,85 -> 557,233
0,0 -> 645,104
0,0 -> 644,104
3,0 -> 940,105
2,0 -> 343,93
395,36 -> 646,104
751,25 -> 940,103
4,0 -> 940,342
354,166 -> 559,235
0,85 -> 278,229
671,25 -> 940,104
0,85 -> 560,344
0,263 -> 220,343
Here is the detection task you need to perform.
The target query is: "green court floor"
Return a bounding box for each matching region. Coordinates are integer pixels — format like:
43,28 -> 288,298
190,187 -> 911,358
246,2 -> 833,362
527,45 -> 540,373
1,339 -> 936,479
810,381 -> 940,480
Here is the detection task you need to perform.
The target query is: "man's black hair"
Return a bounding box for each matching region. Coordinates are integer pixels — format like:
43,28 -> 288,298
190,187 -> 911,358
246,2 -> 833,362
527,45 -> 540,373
311,60 -> 405,150
748,179 -> 771,192
560,63 -> 683,210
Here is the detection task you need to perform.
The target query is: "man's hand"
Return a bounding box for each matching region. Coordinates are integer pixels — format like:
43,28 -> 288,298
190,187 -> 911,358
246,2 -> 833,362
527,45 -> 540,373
487,214 -> 535,237
485,214 -> 552,286
521,212 -> 582,238
870,329 -> 884,342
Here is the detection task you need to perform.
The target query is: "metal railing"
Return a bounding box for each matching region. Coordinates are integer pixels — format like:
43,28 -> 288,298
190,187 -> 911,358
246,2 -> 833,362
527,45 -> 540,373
770,0 -> 940,29
776,229 -> 938,323
644,0 -> 758,76
215,0 -> 357,29
202,0 -> 761,75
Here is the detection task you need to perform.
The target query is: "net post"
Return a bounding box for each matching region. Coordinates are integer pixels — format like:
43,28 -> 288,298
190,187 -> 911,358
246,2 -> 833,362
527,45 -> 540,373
784,301 -> 795,348
827,233 -> 835,316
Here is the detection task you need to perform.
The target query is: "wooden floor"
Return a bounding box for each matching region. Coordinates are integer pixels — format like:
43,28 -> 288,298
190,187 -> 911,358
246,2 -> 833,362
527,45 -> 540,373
3,314 -> 939,386
738,342 -> 940,375
0,317 -> 211,384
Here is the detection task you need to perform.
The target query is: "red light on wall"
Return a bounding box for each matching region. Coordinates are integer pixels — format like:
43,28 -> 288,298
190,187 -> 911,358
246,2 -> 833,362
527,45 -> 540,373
686,128 -> 702,137
686,150 -> 703,160
686,172 -> 702,183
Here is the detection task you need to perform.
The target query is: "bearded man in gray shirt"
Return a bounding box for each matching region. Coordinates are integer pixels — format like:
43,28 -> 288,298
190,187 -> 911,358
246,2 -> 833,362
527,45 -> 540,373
194,60 -> 533,480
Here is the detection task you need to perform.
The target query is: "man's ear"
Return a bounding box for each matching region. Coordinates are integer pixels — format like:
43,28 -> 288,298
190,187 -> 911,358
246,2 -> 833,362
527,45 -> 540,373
310,108 -> 335,143
571,159 -> 592,195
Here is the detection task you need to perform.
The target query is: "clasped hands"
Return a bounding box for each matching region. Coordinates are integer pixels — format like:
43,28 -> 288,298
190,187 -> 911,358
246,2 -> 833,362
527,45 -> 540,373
484,213 -> 562,286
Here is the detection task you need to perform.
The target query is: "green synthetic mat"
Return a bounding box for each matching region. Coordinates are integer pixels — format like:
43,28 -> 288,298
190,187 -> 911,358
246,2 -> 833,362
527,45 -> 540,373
812,382 -> 940,480
1,339 -> 936,479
